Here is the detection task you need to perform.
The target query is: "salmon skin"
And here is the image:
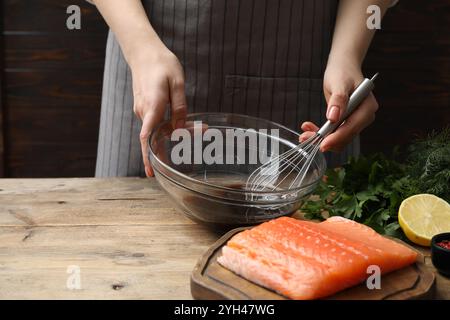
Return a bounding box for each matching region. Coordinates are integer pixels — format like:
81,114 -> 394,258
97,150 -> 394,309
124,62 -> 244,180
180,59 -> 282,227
217,216 -> 418,300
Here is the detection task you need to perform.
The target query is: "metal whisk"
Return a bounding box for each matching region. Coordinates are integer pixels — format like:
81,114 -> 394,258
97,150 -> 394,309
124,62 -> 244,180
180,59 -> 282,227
246,73 -> 378,192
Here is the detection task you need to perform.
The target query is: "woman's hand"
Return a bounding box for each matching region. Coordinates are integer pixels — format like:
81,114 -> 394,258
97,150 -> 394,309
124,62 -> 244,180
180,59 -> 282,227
93,0 -> 188,177
299,0 -> 392,153
300,58 -> 379,152
130,45 -> 187,177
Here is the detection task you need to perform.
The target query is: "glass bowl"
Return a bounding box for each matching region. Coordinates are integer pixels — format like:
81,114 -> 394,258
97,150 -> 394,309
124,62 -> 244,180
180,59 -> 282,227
149,113 -> 326,228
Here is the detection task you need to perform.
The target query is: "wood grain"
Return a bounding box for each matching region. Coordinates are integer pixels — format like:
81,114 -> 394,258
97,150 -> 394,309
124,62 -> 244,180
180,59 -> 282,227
4,34 -> 107,69
361,0 -> 450,155
1,0 -> 107,178
0,178 -> 221,299
0,1 -> 4,177
3,69 -> 102,177
0,178 -> 449,299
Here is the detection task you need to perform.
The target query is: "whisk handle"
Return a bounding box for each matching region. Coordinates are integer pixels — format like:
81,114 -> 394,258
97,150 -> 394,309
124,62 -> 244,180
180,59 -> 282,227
317,73 -> 378,137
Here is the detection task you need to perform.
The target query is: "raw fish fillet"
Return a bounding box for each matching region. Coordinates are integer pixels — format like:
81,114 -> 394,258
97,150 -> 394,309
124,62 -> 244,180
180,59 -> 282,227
217,217 -> 417,299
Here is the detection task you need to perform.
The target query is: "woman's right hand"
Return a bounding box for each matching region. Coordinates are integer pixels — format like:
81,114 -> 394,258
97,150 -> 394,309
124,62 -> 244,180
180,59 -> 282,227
129,45 -> 187,177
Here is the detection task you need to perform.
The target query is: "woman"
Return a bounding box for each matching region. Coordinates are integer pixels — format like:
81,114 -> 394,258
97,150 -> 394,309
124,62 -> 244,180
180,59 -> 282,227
90,0 -> 396,177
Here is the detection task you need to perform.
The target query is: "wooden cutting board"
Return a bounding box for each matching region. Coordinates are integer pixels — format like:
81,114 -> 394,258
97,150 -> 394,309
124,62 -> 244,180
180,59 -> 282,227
191,227 -> 436,300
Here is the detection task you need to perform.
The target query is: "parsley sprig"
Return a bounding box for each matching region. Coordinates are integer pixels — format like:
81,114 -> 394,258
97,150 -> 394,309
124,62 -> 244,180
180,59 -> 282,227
303,127 -> 450,238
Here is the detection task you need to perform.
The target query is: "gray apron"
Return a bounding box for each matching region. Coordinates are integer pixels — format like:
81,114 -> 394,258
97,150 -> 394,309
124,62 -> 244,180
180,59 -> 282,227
96,0 -> 359,177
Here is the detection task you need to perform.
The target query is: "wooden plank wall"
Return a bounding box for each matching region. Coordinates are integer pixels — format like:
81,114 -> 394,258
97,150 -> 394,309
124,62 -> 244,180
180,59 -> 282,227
1,0 -> 107,177
362,0 -> 450,154
1,0 -> 449,177
0,2 -> 4,177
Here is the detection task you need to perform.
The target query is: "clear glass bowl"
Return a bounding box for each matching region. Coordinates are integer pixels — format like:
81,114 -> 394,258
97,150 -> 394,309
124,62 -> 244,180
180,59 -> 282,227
149,113 -> 326,228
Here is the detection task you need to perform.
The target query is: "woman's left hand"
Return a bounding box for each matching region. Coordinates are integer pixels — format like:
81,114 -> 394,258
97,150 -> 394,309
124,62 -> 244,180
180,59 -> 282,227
300,60 -> 379,152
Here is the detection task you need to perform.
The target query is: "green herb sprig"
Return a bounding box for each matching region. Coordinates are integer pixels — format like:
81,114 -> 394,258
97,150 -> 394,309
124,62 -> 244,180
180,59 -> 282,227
302,127 -> 450,238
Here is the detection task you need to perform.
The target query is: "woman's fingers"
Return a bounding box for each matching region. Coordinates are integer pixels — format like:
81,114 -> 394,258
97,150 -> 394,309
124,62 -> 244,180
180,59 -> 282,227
139,99 -> 167,177
325,75 -> 352,123
323,61 -> 361,124
184,121 -> 209,133
301,121 -> 319,132
169,76 -> 187,129
320,93 -> 378,152
299,131 -> 316,142
137,75 -> 186,178
299,122 -> 319,142
140,113 -> 155,177
130,47 -> 188,177
326,91 -> 349,123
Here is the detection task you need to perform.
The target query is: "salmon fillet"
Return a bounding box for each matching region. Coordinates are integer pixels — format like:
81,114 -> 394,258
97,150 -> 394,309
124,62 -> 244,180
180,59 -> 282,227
217,217 -> 418,300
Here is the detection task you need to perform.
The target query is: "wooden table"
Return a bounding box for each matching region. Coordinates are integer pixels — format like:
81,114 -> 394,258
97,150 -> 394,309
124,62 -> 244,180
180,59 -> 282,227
0,178 -> 448,299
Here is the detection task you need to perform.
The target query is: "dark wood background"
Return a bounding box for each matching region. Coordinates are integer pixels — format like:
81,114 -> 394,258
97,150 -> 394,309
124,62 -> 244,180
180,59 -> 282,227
0,0 -> 449,178
1,0 -> 107,177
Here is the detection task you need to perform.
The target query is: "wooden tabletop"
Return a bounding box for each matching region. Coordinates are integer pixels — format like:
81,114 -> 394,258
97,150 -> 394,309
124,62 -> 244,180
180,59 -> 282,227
0,178 -> 448,300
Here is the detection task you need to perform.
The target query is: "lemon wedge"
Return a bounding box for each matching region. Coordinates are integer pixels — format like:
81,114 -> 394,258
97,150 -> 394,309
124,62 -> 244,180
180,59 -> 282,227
398,194 -> 450,246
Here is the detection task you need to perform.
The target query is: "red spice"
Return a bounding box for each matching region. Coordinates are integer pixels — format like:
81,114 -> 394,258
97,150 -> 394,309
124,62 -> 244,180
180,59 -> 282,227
436,240 -> 450,250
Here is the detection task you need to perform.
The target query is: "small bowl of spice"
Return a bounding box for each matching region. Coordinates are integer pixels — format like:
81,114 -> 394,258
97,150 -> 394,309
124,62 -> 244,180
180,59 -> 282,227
431,232 -> 450,277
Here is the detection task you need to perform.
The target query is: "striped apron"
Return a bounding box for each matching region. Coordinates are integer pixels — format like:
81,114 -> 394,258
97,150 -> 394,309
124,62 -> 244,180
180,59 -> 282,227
95,0 -> 360,177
